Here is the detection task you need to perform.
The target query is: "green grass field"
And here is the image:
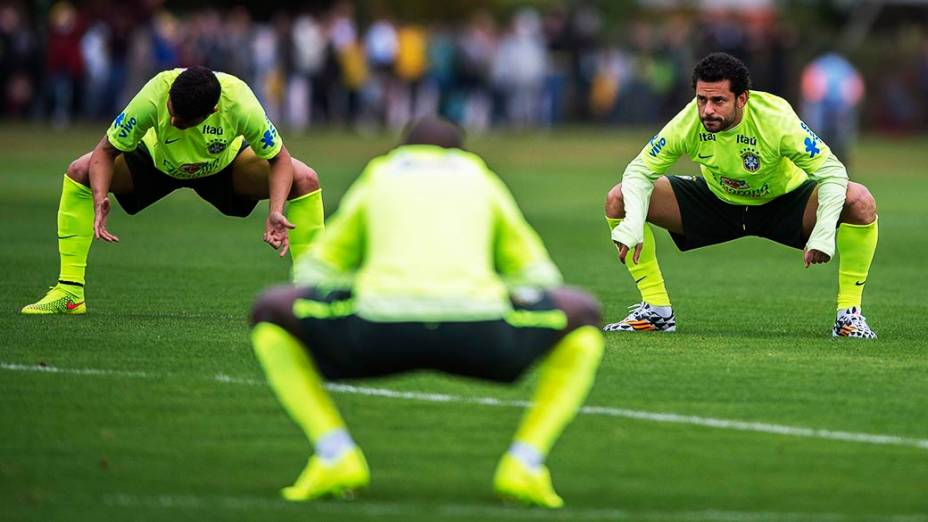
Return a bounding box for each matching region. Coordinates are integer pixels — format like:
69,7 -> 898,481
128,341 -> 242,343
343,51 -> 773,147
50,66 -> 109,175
1,124 -> 927,522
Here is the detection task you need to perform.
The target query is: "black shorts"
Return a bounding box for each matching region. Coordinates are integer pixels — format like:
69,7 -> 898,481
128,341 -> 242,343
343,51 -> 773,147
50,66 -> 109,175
291,287 -> 565,383
115,141 -> 258,217
667,175 -> 817,251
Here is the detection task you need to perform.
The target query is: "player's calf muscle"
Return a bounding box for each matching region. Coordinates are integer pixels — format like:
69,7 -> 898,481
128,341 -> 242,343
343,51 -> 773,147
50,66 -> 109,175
66,154 -> 91,185
604,184 -> 624,218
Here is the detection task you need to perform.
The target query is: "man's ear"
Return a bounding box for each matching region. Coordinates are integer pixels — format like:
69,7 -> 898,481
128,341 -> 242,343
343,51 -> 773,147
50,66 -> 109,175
737,90 -> 750,109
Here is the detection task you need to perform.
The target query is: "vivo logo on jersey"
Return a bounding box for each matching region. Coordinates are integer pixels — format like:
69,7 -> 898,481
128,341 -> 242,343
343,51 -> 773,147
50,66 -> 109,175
699,133 -> 716,142
648,135 -> 667,157
113,112 -> 137,138
202,124 -> 223,135
737,135 -> 757,146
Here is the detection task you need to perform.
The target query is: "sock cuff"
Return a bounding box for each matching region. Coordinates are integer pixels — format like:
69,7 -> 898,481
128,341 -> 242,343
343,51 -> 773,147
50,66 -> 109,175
605,216 -> 621,231
288,188 -> 322,203
839,215 -> 878,230
63,174 -> 92,196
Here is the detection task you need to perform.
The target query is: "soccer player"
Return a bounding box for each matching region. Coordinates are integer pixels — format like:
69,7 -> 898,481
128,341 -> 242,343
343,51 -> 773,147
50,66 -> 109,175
604,53 -> 878,338
21,66 -> 324,314
249,118 -> 604,508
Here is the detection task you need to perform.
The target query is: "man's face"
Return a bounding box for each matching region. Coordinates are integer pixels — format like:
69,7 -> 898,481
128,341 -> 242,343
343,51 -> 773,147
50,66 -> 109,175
695,80 -> 748,133
167,99 -> 211,130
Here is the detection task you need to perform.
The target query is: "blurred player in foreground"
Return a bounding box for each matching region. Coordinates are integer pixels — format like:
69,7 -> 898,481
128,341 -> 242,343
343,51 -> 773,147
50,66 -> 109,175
605,52 -> 878,338
250,117 -> 604,508
22,66 -> 324,314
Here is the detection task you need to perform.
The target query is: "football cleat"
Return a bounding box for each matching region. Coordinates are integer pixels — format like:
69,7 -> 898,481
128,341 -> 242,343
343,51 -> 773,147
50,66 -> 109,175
833,307 -> 877,339
603,302 -> 675,332
493,454 -> 564,509
281,447 -> 370,502
21,284 -> 86,315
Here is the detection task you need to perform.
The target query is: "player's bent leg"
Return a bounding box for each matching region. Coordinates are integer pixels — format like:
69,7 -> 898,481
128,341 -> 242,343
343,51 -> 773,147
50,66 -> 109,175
495,288 -> 604,509
603,178 -> 676,332
834,183 -> 878,338
250,286 -> 369,500
229,149 -> 325,261
286,159 -> 324,260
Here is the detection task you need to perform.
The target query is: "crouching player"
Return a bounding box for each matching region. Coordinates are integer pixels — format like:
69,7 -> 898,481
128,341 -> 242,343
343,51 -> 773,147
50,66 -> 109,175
249,118 -> 604,508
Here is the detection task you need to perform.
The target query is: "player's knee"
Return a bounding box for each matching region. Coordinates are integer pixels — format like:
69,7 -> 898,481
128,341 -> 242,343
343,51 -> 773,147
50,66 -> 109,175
551,287 -> 603,330
66,157 -> 90,186
250,286 -> 297,328
605,183 -> 625,219
290,164 -> 320,198
844,183 -> 877,224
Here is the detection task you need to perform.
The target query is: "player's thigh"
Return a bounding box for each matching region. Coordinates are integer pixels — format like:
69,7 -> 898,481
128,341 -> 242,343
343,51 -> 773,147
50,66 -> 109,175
646,176 -> 684,235
229,147 -> 272,199
65,151 -> 134,194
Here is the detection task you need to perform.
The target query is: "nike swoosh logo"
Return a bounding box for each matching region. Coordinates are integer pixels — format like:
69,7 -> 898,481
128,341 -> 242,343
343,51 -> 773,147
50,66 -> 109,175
57,234 -> 77,239
66,300 -> 84,310
635,276 -> 647,284
698,154 -> 712,159
855,280 -> 866,286
165,138 -> 181,144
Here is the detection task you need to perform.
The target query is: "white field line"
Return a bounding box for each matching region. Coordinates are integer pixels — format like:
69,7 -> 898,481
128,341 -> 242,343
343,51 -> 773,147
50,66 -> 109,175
4,361 -> 928,451
101,493 -> 928,522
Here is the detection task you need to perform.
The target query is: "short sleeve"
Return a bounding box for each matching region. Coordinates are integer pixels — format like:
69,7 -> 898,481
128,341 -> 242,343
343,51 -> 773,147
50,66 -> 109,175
778,106 -> 831,174
234,81 -> 283,160
637,100 -> 694,175
106,74 -> 163,151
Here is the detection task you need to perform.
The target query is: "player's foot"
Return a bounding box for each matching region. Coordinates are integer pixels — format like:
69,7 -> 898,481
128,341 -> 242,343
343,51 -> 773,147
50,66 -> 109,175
493,453 -> 564,509
20,283 -> 86,315
833,307 -> 876,339
281,446 -> 370,502
603,302 -> 675,332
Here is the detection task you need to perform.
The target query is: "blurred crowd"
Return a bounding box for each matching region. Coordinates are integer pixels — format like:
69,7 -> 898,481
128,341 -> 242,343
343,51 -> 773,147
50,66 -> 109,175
2,1 -> 928,133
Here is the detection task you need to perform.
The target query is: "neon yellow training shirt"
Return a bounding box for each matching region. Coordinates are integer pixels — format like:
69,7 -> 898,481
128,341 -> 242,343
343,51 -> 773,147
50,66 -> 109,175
294,145 -> 563,322
106,69 -> 282,179
640,90 -> 830,205
613,90 -> 849,257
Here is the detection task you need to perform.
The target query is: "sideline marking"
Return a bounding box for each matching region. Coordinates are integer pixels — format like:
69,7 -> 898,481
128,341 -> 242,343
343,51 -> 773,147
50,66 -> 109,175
4,362 -> 928,451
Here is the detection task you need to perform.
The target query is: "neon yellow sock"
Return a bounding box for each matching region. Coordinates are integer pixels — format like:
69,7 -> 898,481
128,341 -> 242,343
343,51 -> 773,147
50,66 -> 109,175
57,175 -> 94,286
287,189 -> 324,261
836,217 -> 878,310
606,217 -> 671,307
251,322 -> 346,444
512,325 -> 604,456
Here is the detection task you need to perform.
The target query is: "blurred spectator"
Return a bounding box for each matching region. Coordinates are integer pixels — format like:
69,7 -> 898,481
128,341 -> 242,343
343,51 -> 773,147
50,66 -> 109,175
493,8 -> 547,128
1,4 -> 40,117
801,52 -> 865,163
46,1 -> 84,128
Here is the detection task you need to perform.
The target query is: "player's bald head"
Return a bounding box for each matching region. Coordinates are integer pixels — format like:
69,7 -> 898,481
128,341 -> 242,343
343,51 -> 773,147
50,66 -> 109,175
402,117 -> 465,149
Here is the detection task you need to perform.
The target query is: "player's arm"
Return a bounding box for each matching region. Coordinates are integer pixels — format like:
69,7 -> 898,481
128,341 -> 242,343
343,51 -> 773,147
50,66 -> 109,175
88,136 -> 123,242
264,144 -> 296,255
92,75 -> 160,242
779,111 -> 847,265
486,168 -> 562,289
611,105 -> 690,256
235,80 -> 293,254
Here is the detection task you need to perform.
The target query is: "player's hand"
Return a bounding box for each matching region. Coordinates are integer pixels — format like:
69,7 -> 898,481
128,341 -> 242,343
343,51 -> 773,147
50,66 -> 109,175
616,241 -> 643,265
264,210 -> 296,257
803,248 -> 831,268
93,196 -> 119,242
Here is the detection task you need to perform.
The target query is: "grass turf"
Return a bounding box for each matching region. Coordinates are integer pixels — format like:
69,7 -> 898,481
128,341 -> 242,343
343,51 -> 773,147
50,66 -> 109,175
1,124 -> 927,521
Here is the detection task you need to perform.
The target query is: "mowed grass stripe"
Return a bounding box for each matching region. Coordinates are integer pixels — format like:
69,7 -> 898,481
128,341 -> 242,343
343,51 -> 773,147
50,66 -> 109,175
100,493 -> 928,522
5,361 -> 927,451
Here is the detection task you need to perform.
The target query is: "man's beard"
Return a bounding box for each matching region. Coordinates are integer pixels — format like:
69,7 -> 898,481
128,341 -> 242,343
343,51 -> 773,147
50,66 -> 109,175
701,114 -> 735,132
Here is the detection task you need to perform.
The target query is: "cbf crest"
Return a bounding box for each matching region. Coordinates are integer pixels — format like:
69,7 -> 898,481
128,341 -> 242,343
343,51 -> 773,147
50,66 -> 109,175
207,139 -> 227,155
740,148 -> 760,173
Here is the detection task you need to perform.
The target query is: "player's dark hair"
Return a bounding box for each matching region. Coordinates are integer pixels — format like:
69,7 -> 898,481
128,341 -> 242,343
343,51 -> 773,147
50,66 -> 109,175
691,52 -> 752,96
169,66 -> 221,119
403,117 -> 465,149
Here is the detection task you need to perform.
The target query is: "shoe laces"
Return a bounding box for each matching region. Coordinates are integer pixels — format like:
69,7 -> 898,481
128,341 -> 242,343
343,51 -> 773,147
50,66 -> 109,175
624,302 -> 652,321
840,308 -> 871,330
